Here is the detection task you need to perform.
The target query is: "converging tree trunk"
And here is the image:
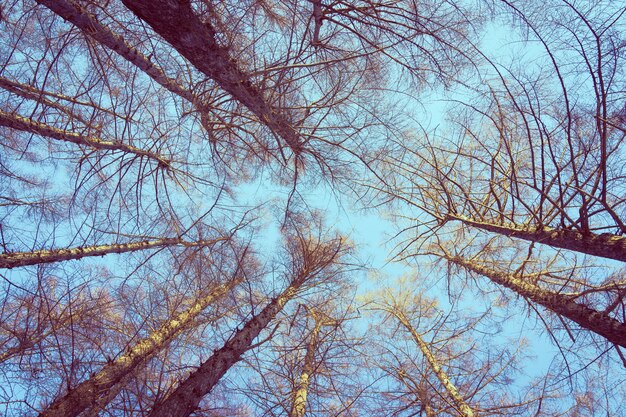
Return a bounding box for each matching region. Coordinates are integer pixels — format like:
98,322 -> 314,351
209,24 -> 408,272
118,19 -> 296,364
0,110 -> 171,167
39,277 -> 241,417
289,313 -> 323,417
147,280 -> 303,417
444,253 -> 626,348
120,0 -> 303,156
390,309 -> 476,417
447,215 -> 626,263
0,237 -> 226,269
146,234 -> 344,417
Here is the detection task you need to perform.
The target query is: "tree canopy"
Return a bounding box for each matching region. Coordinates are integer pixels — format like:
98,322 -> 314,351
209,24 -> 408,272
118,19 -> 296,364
1,0 -> 625,416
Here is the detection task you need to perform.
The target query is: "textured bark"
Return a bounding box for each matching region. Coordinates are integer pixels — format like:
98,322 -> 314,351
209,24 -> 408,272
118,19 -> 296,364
392,310 -> 475,417
289,320 -> 322,417
0,110 -> 170,167
121,0 -> 303,156
0,237 -> 225,269
39,278 -> 240,417
450,215 -> 626,263
446,254 -> 626,348
35,0 -> 207,111
147,279 -> 306,417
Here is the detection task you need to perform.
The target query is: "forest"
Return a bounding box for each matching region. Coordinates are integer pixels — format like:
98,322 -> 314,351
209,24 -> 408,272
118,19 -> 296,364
0,0 -> 625,416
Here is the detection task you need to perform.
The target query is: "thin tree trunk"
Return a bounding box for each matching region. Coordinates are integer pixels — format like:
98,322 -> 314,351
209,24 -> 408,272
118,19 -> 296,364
0,110 -> 170,167
445,254 -> 626,348
450,214 -> 626,263
38,277 -> 240,417
121,0 -> 303,156
1,237 -> 225,269
147,279 -> 307,417
289,320 -> 322,417
0,76 -> 93,127
392,310 -> 475,417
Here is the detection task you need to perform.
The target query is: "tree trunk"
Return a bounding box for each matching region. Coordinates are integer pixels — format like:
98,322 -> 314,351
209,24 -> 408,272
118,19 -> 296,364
289,320 -> 322,417
147,279 -> 306,417
450,214 -> 626,263
1,237 -> 225,269
393,310 -> 475,417
38,277 -> 240,417
0,110 -> 170,167
445,254 -> 626,348
121,0 -> 303,156
35,0 -> 208,112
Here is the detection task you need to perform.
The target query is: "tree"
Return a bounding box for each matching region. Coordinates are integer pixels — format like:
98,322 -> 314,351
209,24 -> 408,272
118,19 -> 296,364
2,0 -> 626,416
364,280 -> 535,416
143,224 -> 349,417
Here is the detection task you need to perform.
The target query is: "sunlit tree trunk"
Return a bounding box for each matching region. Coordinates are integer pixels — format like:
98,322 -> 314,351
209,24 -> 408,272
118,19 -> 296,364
146,278 -> 306,417
0,237 -> 226,269
289,317 -> 322,417
391,309 -> 475,417
0,110 -> 171,167
120,0 -> 303,156
39,277 -> 241,417
444,253 -> 626,348
447,215 -> 626,263
35,0 -> 210,114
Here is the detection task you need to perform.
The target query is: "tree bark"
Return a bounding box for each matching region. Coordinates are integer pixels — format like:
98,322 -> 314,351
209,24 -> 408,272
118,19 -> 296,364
0,237 -> 225,269
289,319 -> 322,417
445,254 -> 626,348
147,279 -> 306,417
120,0 -> 303,156
38,277 -> 240,417
35,0 -> 208,112
0,110 -> 170,167
392,310 -> 475,417
450,214 -> 626,263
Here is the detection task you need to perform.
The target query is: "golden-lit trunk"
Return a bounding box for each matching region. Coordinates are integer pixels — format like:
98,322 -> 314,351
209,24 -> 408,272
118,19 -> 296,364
394,310 -> 475,417
0,237 -> 225,269
446,254 -> 626,348
290,321 -> 322,417
39,278 -> 240,417
121,0 -> 303,156
0,110 -> 171,167
146,278 -> 306,417
450,215 -> 626,263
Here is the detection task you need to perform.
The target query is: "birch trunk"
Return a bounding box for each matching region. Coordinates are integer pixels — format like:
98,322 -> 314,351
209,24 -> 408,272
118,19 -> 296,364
1,237 -> 225,269
446,254 -> 626,348
38,278 -> 240,417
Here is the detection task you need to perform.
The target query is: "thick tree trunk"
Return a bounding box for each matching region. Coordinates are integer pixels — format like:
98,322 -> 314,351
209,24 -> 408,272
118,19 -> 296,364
35,0 -> 207,111
446,254 -> 626,348
0,237 -> 225,269
0,110 -> 170,167
450,215 -> 626,263
147,280 -> 306,417
393,310 -> 475,417
120,0 -> 303,156
38,278 -> 240,417
289,320 -> 322,417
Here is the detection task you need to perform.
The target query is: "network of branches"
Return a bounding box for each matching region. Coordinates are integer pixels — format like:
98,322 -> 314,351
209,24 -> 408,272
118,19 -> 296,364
0,0 -> 625,416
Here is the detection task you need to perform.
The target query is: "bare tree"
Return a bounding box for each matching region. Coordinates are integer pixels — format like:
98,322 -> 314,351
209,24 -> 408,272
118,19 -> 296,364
143,225 -> 349,417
